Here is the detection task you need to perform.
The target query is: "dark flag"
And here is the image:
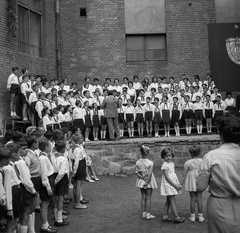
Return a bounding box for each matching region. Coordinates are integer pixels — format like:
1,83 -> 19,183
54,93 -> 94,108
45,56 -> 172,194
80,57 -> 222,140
208,23 -> 240,91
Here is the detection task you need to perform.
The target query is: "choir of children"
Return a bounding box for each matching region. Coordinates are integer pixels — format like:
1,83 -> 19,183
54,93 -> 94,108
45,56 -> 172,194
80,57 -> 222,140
7,68 -> 239,140
0,127 -> 100,233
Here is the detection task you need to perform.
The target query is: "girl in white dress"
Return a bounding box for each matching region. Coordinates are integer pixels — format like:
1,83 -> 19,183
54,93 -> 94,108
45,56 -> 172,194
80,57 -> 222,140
181,145 -> 204,223
136,145 -> 157,220
160,148 -> 185,223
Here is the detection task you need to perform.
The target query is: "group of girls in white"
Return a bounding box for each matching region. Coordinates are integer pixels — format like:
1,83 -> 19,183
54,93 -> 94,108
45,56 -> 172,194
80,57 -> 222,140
0,128 -> 99,233
136,144 -> 204,224
7,67 -> 238,140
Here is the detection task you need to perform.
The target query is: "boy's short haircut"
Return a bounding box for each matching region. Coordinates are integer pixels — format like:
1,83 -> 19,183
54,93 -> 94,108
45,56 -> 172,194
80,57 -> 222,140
12,131 -> 24,142
60,127 -> 68,135
16,140 -> 27,147
58,90 -> 64,96
44,131 -> 53,140
39,92 -> 46,98
52,130 -> 64,141
94,78 -> 99,82
22,67 -> 27,74
72,133 -> 83,143
12,67 -> 19,72
0,146 -> 12,161
39,139 -> 50,151
189,145 -> 201,157
55,140 -> 66,152
26,135 -> 38,149
6,143 -> 20,154
22,74 -> 29,80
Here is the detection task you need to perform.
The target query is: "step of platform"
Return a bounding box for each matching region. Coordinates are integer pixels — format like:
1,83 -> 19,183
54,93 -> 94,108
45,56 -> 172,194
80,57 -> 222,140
101,155 -> 119,162
86,149 -> 110,157
121,163 -> 136,175
115,159 -> 132,167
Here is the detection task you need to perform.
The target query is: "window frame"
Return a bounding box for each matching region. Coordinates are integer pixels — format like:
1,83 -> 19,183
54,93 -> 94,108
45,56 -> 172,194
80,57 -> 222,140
18,2 -> 43,58
126,34 -> 167,62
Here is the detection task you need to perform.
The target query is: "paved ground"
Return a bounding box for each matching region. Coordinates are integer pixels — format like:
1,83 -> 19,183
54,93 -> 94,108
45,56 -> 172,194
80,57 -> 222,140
37,168 -> 209,233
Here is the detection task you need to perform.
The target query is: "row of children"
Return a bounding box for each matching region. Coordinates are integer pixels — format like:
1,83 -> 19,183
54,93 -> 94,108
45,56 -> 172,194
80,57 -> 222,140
136,144 -> 204,223
7,67 -> 238,139
0,128 -> 99,233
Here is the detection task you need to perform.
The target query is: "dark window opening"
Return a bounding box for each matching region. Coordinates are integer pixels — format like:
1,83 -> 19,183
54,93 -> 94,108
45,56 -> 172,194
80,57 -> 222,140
126,34 -> 167,61
80,8 -> 87,17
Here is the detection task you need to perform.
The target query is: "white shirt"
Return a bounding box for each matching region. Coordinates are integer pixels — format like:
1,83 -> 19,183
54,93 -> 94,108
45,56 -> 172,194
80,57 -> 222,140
21,82 -> 32,97
92,96 -> 104,106
35,100 -> 45,119
7,73 -> 19,89
43,115 -> 53,131
58,112 -> 65,123
192,102 -> 204,111
73,107 -> 84,120
192,92 -> 202,102
54,154 -> 69,184
182,101 -> 193,111
112,85 -> 122,93
133,82 -> 142,90
225,98 -> 236,107
135,105 -> 145,114
82,97 -> 93,106
39,152 -> 54,192
28,92 -> 38,104
71,144 -> 86,175
127,88 -> 136,97
64,112 -> 73,122
57,97 -> 68,106
15,159 -> 36,194
41,86 -> 51,94
214,101 -> 226,111
124,105 -> 135,119
3,162 -> 21,210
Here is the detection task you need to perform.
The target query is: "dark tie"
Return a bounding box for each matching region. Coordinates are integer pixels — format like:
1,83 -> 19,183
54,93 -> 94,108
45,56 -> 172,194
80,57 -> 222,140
207,102 -> 210,108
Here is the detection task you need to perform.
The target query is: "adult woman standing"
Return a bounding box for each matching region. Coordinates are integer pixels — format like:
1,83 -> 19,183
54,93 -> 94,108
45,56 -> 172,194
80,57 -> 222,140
197,114 -> 240,233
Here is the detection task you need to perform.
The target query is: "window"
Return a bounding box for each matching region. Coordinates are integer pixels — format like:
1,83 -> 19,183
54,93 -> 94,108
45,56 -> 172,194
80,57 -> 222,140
18,0 -> 42,57
126,35 -> 167,61
80,8 -> 87,17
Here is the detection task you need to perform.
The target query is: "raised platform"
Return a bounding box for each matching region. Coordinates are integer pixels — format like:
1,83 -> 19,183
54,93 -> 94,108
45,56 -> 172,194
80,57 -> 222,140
86,134 -> 221,175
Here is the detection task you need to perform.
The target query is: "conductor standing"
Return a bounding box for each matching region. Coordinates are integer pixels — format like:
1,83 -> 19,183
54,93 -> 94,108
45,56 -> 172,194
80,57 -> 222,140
102,90 -> 120,141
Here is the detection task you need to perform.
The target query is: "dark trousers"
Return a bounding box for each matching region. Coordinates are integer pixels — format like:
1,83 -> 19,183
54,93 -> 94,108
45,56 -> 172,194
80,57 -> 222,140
106,117 -> 119,139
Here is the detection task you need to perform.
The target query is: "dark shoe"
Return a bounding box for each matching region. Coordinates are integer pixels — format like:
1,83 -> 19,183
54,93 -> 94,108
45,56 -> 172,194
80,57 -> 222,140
64,195 -> 72,201
40,226 -> 58,233
54,221 -> 69,227
80,198 -> 89,204
173,216 -> 185,224
63,199 -> 70,204
35,208 -> 41,213
62,210 -> 70,215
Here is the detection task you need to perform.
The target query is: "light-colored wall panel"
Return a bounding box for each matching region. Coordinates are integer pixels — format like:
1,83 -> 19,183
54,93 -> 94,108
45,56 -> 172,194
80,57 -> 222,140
215,0 -> 240,23
125,0 -> 165,34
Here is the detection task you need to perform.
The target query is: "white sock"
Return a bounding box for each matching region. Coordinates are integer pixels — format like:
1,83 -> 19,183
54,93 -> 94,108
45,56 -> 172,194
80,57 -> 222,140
20,225 -> 28,233
56,210 -> 63,223
41,222 -> 49,230
54,208 -> 57,220
28,213 -> 36,233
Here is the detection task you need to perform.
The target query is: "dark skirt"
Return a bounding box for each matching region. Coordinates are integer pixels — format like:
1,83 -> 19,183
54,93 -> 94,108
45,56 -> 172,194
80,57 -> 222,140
12,185 -> 24,218
126,113 -> 134,123
53,123 -> 60,129
162,109 -> 170,123
46,124 -> 53,131
118,113 -> 125,124
73,158 -> 87,181
136,113 -> 144,123
195,109 -> 203,121
85,115 -> 92,128
39,174 -> 55,202
30,101 -> 37,112
172,110 -> 180,123
0,205 -> 5,220
183,110 -> 193,119
21,94 -> 28,104
145,111 -> 153,121
215,110 -> 223,120
205,109 -> 213,119
93,115 -> 100,127
21,184 -> 34,206
60,121 -> 73,131
100,116 -> 107,125
10,84 -> 19,95
154,112 -> 161,123
55,174 -> 69,196
73,119 -> 84,132
31,176 -> 42,193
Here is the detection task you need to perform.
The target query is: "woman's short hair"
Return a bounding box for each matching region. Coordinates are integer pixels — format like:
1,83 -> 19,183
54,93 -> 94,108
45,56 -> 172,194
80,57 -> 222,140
216,114 -> 240,144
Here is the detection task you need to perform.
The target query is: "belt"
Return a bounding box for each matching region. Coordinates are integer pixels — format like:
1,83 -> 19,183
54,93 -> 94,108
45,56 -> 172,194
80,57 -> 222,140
12,184 -> 21,190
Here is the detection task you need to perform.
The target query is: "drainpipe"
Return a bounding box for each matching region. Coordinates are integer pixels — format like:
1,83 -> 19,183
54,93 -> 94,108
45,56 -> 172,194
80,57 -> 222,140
55,0 -> 62,80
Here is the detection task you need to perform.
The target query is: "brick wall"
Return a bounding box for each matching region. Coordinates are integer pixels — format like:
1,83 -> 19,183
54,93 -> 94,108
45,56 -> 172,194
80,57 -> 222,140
59,0 -> 216,85
0,0 -> 57,131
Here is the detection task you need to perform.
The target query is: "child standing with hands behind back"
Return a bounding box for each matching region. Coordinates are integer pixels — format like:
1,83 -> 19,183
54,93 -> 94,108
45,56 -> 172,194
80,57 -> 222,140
160,148 -> 185,223
181,145 -> 205,223
136,145 -> 157,220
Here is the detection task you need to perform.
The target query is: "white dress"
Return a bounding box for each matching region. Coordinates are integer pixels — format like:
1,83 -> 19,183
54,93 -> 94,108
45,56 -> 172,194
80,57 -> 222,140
160,161 -> 180,196
135,159 -> 158,189
184,158 -> 202,192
